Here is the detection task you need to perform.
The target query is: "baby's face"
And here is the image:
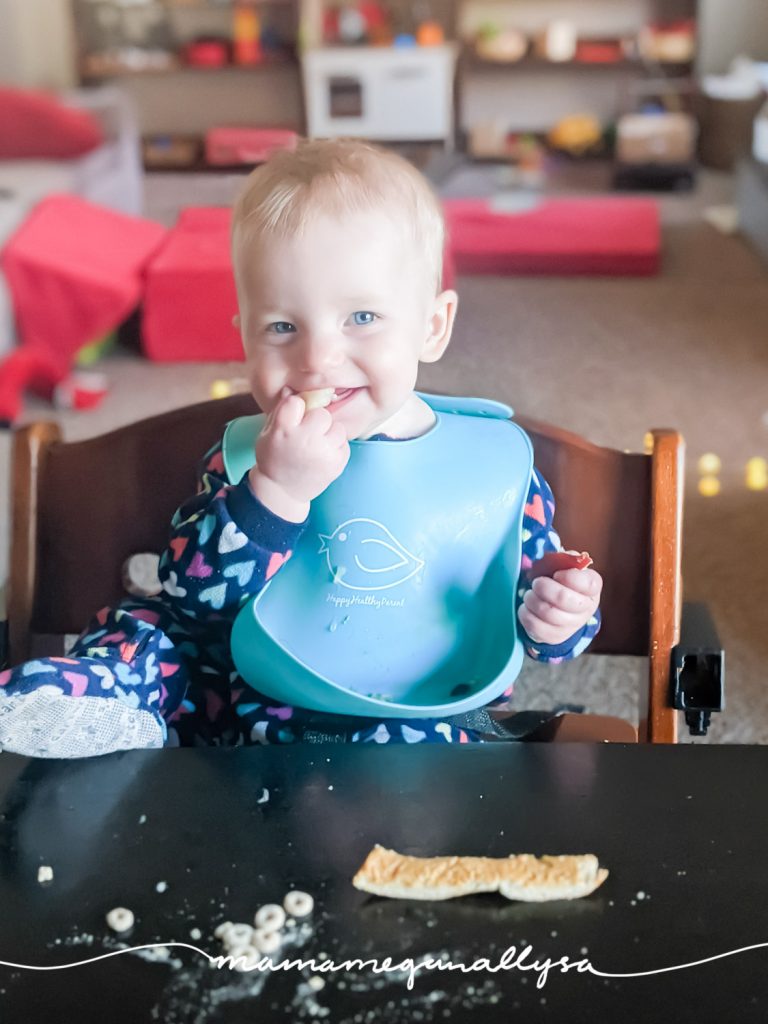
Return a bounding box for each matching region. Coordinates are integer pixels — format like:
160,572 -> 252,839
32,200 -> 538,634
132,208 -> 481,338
236,207 -> 446,440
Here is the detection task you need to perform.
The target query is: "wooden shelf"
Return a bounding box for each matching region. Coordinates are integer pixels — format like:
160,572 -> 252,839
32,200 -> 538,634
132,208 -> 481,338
460,50 -> 694,76
81,0 -> 294,7
80,53 -> 297,80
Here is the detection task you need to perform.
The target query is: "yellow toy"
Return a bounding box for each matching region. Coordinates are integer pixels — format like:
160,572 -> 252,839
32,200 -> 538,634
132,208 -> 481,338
547,114 -> 603,156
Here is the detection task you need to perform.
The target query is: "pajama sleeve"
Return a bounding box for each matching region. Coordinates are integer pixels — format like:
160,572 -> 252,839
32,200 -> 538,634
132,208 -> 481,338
517,467 -> 602,662
157,439 -> 307,623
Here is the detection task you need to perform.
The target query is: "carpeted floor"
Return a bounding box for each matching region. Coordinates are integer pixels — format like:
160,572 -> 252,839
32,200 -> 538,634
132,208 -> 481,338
3,159 -> 767,743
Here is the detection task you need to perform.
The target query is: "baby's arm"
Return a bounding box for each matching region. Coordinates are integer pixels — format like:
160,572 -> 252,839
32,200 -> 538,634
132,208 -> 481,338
517,468 -> 602,662
157,440 -> 307,622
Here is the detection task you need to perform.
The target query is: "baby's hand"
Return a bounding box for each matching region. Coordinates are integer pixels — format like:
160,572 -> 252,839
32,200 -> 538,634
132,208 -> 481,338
518,566 -> 603,647
249,392 -> 350,522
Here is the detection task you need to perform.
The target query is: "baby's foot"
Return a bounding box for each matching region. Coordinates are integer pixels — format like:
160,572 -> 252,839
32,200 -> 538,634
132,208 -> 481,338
0,686 -> 164,758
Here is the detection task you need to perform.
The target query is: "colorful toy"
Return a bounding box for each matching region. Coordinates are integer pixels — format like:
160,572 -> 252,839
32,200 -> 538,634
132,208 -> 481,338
474,27 -> 527,63
540,20 -> 577,62
184,39 -> 230,68
547,113 -> 603,155
322,1 -> 388,45
0,347 -> 109,426
638,20 -> 696,64
416,21 -> 444,46
338,5 -> 367,43
233,4 -> 262,64
575,39 -> 625,63
75,331 -> 117,368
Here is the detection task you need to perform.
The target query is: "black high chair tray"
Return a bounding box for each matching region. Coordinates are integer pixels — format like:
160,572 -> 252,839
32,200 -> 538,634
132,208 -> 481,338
0,744 -> 765,1023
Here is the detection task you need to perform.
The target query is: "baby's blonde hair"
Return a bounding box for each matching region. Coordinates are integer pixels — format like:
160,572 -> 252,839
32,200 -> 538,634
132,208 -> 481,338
231,138 -> 445,291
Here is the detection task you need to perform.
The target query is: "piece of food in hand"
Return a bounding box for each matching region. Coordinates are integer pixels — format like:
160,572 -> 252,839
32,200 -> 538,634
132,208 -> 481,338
527,550 -> 593,580
299,388 -> 335,410
352,845 -> 608,902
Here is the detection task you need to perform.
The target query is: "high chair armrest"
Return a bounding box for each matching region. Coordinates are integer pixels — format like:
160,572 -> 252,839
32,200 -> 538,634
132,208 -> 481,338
671,601 -> 725,737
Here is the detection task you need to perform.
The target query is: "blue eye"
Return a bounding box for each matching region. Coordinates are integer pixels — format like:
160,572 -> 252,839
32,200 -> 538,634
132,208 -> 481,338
351,311 -> 376,326
268,322 -> 296,335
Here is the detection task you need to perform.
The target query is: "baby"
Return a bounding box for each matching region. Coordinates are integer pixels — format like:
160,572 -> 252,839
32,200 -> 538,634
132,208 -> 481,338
0,139 -> 602,756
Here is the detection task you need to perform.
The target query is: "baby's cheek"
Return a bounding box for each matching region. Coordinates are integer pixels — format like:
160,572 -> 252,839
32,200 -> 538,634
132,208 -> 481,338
373,347 -> 418,391
247,360 -> 279,406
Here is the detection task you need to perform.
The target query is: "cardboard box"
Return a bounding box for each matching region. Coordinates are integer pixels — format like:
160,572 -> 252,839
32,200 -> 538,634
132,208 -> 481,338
616,112 -> 696,165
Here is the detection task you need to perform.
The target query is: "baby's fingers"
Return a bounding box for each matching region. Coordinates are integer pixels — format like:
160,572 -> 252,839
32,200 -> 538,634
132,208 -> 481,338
552,567 -> 603,598
518,605 -> 571,646
273,392 -> 306,431
299,405 -> 335,436
531,575 -> 595,614
522,588 -> 580,628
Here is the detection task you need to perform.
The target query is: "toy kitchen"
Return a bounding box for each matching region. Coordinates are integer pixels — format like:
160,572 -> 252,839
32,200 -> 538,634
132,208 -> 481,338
299,0 -> 457,147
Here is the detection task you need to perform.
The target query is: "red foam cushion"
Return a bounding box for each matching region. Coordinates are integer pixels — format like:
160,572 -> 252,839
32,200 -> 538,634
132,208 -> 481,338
143,207 -> 243,362
444,197 -> 660,276
0,89 -> 104,159
1,194 -> 166,365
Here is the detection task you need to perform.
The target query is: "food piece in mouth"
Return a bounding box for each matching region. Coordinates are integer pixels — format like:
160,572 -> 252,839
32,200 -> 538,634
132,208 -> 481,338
352,845 -> 608,902
527,550 -> 593,580
299,388 -> 335,410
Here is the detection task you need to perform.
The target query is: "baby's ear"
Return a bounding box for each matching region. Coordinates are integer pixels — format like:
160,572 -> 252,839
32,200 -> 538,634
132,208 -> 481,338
420,289 -> 458,364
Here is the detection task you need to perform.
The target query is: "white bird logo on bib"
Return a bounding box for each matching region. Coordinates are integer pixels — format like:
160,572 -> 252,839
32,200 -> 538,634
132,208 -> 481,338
318,518 -> 424,591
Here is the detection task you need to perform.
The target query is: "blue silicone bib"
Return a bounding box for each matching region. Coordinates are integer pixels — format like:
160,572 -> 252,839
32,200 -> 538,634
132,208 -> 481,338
226,394 -> 533,718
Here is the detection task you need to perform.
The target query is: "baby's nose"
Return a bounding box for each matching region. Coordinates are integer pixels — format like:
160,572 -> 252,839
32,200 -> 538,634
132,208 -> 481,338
298,333 -> 344,373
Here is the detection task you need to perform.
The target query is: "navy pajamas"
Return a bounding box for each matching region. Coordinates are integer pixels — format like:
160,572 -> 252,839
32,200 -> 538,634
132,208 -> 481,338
0,436 -> 601,751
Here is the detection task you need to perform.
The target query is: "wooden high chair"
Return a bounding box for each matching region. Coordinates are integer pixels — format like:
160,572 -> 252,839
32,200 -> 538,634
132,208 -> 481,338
5,394 -> 686,743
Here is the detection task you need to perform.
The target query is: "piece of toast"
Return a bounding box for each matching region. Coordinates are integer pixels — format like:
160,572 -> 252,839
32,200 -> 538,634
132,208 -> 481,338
353,845 -> 608,902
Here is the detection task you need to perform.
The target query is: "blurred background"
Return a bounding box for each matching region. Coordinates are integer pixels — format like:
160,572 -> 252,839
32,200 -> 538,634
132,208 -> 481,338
1,0 -> 767,741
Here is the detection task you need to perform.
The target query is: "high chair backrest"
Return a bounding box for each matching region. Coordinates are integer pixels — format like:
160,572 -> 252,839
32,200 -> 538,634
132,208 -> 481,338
8,394 -> 684,742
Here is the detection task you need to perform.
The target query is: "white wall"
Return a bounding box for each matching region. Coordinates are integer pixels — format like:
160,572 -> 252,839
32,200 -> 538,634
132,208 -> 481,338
0,0 -> 24,83
698,0 -> 768,73
118,66 -> 303,135
0,0 -> 77,89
